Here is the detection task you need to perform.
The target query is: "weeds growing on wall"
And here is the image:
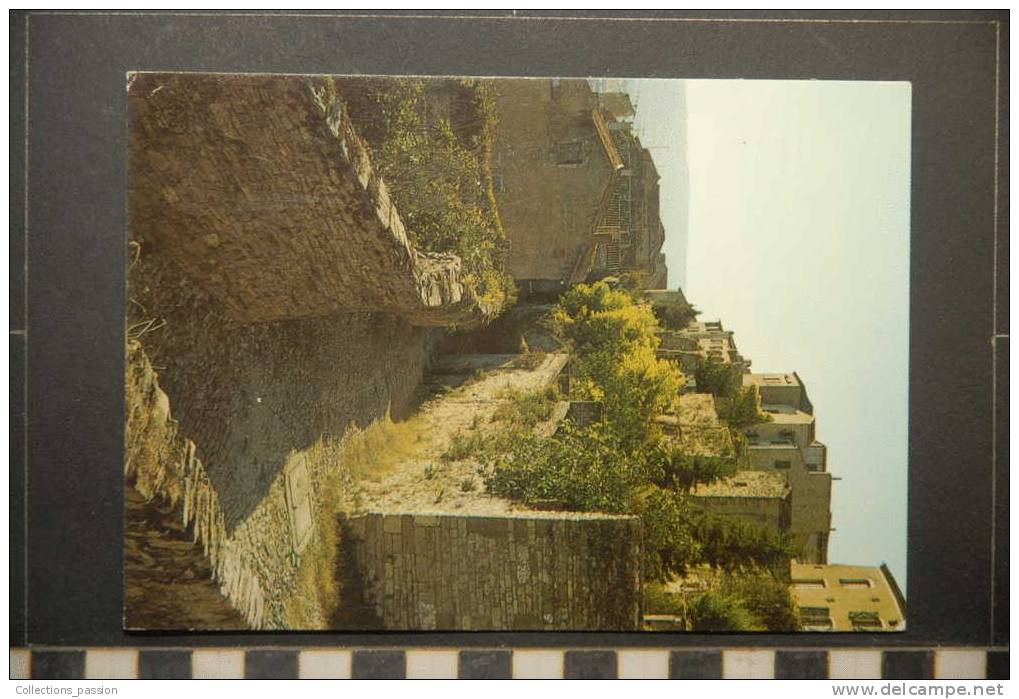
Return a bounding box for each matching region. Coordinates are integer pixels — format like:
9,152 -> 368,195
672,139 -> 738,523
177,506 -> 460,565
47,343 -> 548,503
284,413 -> 433,628
336,76 -> 516,314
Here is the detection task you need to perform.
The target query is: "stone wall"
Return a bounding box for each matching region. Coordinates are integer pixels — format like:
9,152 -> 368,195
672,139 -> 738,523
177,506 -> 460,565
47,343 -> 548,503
489,79 -> 616,283
126,248 -> 440,628
343,512 -> 643,631
131,254 -> 436,532
567,400 -> 604,427
128,72 -> 487,327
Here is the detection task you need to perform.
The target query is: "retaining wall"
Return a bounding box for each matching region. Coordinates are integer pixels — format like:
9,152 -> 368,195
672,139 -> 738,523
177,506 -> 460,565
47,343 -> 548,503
344,512 -> 643,631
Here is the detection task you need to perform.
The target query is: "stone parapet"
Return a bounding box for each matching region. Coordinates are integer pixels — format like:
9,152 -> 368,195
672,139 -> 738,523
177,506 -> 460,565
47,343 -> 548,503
344,512 -> 643,631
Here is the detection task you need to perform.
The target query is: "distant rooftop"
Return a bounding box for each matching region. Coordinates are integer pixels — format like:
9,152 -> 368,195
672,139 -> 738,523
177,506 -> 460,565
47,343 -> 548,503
691,470 -> 789,499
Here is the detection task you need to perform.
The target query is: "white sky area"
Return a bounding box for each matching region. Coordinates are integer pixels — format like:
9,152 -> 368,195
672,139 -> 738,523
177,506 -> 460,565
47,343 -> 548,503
625,79 -> 911,589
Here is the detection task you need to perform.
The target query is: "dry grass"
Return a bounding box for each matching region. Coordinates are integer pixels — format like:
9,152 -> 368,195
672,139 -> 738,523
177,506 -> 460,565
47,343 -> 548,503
491,386 -> 560,428
338,413 -> 430,482
283,458 -> 344,629
283,413 -> 432,628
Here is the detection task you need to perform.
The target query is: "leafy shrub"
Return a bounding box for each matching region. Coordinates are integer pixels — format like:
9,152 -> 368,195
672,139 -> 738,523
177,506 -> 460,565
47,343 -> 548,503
481,423 -> 640,513
715,384 -> 772,429
695,517 -> 797,574
686,591 -> 760,632
492,387 -> 559,428
644,441 -> 739,493
652,302 -> 699,330
631,487 -> 703,581
693,357 -> 743,398
722,572 -> 800,632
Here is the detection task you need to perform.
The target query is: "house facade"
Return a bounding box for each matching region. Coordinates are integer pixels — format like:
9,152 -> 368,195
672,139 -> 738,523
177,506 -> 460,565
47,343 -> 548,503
743,372 -> 814,414
490,79 -> 668,295
690,470 -> 792,532
655,319 -> 752,375
790,562 -> 906,632
742,372 -> 833,564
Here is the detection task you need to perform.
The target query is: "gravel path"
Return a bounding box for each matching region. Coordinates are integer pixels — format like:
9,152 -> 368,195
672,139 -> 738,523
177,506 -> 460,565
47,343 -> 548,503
354,353 -> 568,516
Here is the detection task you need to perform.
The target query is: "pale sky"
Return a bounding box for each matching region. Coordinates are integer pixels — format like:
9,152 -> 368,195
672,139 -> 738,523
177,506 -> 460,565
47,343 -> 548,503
626,79 -> 911,589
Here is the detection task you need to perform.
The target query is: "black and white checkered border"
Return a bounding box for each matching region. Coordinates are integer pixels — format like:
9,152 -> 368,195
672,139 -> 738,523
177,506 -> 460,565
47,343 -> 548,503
10,647 -> 1008,679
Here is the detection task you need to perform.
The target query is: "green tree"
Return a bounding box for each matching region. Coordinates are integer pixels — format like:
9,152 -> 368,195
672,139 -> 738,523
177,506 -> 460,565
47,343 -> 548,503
554,282 -> 684,444
686,591 -> 759,632
645,441 -> 739,493
599,345 -> 684,446
652,302 -> 699,330
724,573 -> 801,632
715,384 -> 771,430
632,487 -> 703,581
693,357 -> 743,398
695,517 -> 797,574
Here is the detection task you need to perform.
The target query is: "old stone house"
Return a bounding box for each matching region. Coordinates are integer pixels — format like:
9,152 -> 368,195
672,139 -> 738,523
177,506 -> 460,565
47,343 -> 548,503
746,443 -> 832,565
489,79 -> 668,296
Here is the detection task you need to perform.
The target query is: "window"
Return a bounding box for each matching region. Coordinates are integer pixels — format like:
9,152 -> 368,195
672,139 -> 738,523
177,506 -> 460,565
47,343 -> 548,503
553,141 -> 585,165
849,611 -> 883,630
799,606 -> 833,630
839,578 -> 873,589
774,460 -> 792,470
793,579 -> 826,589
806,463 -> 822,472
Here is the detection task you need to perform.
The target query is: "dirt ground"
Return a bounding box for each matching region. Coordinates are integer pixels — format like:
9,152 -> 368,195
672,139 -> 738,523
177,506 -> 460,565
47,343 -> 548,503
124,485 -> 247,630
353,353 -> 568,516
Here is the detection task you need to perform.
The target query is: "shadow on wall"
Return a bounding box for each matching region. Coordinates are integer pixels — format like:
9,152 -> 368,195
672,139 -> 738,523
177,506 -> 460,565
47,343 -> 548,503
439,304 -> 564,355
130,254 -> 437,531
330,516 -> 385,630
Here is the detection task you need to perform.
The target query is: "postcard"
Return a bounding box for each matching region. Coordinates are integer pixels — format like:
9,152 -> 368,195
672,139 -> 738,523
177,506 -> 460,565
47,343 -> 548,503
124,73 -> 909,632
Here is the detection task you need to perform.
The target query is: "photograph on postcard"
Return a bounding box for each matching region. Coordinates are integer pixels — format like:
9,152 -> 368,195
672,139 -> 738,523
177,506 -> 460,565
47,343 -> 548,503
124,73 -> 909,632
